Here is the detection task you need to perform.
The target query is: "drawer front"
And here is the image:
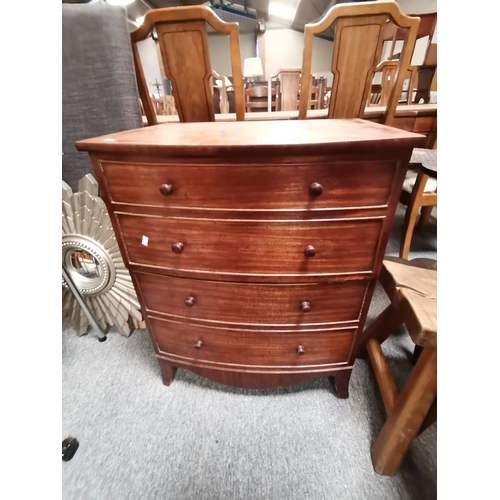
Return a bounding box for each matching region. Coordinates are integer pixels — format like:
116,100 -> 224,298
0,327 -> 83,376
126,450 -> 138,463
118,214 -> 383,277
101,161 -> 397,210
150,317 -> 355,366
135,272 -> 367,326
414,116 -> 437,133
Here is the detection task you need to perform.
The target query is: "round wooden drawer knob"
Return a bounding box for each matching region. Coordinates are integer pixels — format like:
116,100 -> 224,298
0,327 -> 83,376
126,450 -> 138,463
296,346 -> 305,355
304,245 -> 316,257
172,242 -> 184,254
194,340 -> 204,350
309,182 -> 323,197
185,296 -> 196,307
159,183 -> 174,196
300,301 -> 311,313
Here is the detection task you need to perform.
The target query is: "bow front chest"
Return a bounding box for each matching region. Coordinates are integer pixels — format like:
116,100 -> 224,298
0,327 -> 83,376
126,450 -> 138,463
76,119 -> 424,397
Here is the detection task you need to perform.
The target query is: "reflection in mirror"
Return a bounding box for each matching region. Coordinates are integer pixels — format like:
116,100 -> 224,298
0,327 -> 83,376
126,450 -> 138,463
70,250 -> 102,279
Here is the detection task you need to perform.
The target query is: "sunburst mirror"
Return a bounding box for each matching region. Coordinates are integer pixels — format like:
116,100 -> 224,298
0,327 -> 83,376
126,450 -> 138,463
62,174 -> 143,336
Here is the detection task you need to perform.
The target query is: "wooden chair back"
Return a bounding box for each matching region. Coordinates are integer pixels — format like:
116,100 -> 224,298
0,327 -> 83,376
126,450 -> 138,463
131,6 -> 245,125
151,95 -> 177,116
271,69 -> 326,112
298,0 -> 420,125
309,76 -> 327,109
212,70 -> 230,114
368,84 -> 382,105
374,60 -> 417,106
389,13 -> 437,64
245,85 -> 276,113
271,68 -> 301,111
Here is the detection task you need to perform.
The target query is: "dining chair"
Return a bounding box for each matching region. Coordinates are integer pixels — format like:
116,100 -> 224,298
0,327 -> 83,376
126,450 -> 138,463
270,69 -> 326,112
386,11 -> 437,104
270,68 -> 301,111
399,148 -> 437,259
309,76 -> 327,110
245,85 -> 277,113
386,12 -> 437,66
374,60 -> 417,106
298,0 -> 420,125
212,70 -> 232,114
131,5 -> 245,125
368,84 -> 382,105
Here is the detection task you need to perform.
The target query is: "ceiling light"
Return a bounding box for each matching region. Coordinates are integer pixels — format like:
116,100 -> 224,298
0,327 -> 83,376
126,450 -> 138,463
105,0 -> 135,6
268,0 -> 300,24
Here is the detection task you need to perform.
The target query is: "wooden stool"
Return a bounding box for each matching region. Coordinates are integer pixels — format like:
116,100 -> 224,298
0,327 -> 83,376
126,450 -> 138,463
361,257 -> 437,476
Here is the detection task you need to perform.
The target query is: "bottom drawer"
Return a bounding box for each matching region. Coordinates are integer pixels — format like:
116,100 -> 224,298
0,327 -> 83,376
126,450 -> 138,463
150,316 -> 355,367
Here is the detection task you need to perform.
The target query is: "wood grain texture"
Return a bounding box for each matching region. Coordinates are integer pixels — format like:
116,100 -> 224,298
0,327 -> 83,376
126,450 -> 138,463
81,118 -> 423,394
366,338 -> 398,413
245,85 -> 277,112
157,357 -> 351,389
371,346 -> 437,476
115,214 -> 384,278
131,5 -> 245,124
272,69 -> 302,111
298,0 -> 420,126
150,316 -> 355,367
100,160 -> 398,211
156,20 -> 215,123
76,118 -> 425,155
134,271 -> 368,326
330,15 -> 388,118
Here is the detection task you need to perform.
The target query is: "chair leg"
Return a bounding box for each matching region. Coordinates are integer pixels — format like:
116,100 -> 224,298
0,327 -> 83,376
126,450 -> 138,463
416,205 -> 433,231
370,346 -> 437,476
400,203 -> 420,259
400,172 -> 429,259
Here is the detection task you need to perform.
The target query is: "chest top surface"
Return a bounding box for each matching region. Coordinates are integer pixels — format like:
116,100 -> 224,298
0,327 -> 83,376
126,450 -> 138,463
75,118 -> 425,156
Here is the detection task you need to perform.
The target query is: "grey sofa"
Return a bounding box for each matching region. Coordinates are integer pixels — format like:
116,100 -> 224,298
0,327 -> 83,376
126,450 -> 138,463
62,1 -> 143,191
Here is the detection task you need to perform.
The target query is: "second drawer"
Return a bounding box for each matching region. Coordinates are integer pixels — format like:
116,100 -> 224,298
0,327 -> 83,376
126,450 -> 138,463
116,214 -> 384,278
134,272 -> 368,326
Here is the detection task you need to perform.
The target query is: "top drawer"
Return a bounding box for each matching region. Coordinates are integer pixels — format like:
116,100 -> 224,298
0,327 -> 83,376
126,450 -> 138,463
99,160 -> 397,211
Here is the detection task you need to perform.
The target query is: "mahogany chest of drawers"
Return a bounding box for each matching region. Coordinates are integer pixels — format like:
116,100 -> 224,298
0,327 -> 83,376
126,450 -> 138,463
76,119 -> 424,398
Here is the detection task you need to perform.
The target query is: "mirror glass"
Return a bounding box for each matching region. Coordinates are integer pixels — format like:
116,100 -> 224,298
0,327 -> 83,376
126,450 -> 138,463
69,250 -> 102,279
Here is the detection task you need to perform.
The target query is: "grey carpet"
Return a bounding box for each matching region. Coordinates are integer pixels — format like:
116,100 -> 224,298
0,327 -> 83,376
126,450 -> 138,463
62,204 -> 437,500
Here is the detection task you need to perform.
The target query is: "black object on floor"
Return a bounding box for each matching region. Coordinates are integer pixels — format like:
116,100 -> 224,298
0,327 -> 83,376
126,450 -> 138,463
62,437 -> 79,461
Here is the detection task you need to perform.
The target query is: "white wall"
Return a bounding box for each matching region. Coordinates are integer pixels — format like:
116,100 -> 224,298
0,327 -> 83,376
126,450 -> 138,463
265,29 -> 334,85
136,37 -> 163,97
207,33 -> 256,78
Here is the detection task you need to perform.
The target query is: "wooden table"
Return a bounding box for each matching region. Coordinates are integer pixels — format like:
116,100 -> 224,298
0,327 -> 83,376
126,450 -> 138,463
144,104 -> 437,149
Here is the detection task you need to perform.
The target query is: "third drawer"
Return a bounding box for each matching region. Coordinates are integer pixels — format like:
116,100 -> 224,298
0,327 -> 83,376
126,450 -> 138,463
134,272 -> 369,326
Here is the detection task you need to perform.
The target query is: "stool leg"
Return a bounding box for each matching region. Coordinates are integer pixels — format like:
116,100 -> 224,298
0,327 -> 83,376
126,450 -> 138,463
370,346 -> 437,476
357,303 -> 404,358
